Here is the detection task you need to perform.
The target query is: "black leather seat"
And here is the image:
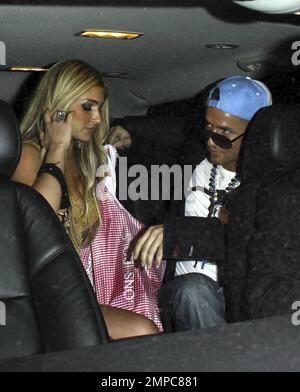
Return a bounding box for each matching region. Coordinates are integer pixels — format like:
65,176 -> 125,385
224,104 -> 300,322
0,100 -> 109,360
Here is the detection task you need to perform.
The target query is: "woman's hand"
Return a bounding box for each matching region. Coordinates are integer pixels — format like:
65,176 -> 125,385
42,109 -> 74,151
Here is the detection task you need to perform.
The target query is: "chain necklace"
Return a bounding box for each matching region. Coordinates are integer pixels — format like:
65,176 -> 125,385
207,164 -> 240,218
193,164 -> 240,269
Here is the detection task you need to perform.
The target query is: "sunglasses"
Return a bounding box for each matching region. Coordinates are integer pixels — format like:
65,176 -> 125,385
204,129 -> 246,150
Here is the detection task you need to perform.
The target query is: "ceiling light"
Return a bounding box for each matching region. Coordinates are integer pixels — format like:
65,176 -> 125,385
233,0 -> 300,14
0,67 -> 48,72
103,72 -> 127,76
206,44 -> 239,49
77,30 -> 143,40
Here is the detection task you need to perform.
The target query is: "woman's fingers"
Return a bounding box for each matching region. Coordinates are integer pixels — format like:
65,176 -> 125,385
42,109 -> 74,150
44,109 -> 51,124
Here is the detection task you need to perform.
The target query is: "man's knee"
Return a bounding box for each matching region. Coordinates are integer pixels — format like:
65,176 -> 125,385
158,273 -> 225,331
159,273 -> 219,305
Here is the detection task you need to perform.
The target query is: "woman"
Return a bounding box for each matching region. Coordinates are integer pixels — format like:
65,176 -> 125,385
12,59 -> 161,339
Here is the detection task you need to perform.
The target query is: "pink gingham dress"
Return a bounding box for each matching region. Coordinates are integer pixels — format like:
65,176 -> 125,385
80,145 -> 164,331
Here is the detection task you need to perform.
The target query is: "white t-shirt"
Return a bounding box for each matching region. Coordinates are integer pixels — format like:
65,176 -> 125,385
175,158 -> 236,281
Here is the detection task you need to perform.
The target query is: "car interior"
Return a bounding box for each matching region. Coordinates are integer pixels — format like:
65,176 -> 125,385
1,0 -> 300,373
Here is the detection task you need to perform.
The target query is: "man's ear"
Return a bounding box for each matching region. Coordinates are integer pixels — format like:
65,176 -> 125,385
210,87 -> 220,101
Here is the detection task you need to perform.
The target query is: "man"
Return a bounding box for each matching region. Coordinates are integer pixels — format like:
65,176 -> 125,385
133,76 -> 272,332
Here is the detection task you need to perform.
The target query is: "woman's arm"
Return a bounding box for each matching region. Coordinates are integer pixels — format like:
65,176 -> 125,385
12,111 -> 73,214
12,143 -> 68,214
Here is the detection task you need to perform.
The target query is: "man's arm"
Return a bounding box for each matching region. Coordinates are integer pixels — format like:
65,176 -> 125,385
164,215 -> 225,260
134,216 -> 225,269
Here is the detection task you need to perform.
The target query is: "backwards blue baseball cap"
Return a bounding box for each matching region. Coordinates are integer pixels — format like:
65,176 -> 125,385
207,76 -> 272,121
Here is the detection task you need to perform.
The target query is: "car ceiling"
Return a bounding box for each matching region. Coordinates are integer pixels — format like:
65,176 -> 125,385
0,0 -> 299,117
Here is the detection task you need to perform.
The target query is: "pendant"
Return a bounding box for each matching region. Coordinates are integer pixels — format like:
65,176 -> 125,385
208,201 -> 219,218
59,208 -> 71,234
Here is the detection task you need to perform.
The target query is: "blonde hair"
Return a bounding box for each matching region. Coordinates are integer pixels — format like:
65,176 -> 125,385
21,59 -> 109,252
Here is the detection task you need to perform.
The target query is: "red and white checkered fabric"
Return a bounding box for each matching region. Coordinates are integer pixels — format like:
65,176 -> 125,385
80,145 -> 163,331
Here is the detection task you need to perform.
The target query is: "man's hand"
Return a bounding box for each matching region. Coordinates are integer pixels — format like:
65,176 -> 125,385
108,125 -> 132,149
134,224 -> 164,269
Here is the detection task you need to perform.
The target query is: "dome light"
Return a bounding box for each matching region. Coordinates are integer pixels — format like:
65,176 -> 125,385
233,0 -> 300,14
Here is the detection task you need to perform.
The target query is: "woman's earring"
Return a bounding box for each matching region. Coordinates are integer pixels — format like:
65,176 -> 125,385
76,140 -> 82,148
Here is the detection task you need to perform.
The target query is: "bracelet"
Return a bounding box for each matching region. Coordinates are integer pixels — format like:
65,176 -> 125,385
38,163 -> 70,210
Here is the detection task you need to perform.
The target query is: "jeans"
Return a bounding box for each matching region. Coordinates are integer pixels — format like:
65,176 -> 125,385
158,273 -> 225,332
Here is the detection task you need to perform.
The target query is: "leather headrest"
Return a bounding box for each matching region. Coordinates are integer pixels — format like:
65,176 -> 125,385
0,100 -> 21,180
239,104 -> 300,184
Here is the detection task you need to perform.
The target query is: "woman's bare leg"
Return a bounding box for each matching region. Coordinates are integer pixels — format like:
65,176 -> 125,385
100,305 -> 159,340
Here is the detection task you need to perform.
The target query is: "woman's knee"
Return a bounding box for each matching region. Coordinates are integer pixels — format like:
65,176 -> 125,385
100,305 -> 159,339
131,315 -> 159,336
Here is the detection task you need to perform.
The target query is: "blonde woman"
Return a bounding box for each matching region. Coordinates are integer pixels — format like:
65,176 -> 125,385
12,59 -> 160,340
